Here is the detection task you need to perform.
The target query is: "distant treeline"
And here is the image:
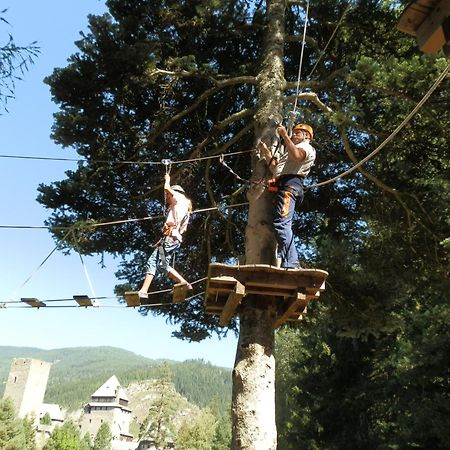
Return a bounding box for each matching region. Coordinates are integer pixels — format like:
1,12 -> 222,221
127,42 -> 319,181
0,346 -> 231,411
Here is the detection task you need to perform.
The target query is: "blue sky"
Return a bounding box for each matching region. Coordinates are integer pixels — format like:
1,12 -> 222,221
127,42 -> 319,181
0,1 -> 237,368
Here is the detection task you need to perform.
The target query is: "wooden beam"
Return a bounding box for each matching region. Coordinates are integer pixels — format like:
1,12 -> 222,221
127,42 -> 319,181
21,298 -> 46,308
73,295 -> 95,307
273,292 -> 308,329
416,0 -> 450,53
172,283 -> 189,303
209,265 -> 327,292
219,281 -> 245,327
397,0 -> 439,35
124,291 -> 140,307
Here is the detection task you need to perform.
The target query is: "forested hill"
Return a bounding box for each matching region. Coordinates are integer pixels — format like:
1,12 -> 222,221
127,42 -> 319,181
0,346 -> 231,411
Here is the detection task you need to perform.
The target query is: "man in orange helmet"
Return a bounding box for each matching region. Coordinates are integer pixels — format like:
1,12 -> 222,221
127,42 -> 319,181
258,123 -> 316,269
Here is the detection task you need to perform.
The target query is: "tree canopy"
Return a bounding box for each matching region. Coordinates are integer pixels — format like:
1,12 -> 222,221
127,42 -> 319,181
39,1 -> 449,446
40,0 -> 449,339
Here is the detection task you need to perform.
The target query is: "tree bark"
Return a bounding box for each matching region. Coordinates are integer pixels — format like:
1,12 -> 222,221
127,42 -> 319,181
232,305 -> 277,450
232,1 -> 286,449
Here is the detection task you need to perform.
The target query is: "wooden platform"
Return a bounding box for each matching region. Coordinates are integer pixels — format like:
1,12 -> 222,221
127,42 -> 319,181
204,263 -> 328,328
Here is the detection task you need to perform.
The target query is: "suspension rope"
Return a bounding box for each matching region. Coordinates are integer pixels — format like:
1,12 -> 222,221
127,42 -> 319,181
0,202 -> 249,231
7,229 -> 73,300
289,0 -> 310,128
70,230 -> 98,301
309,62 -> 450,189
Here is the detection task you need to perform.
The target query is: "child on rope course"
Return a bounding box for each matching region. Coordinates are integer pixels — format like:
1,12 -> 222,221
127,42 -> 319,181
258,123 -> 316,269
138,173 -> 193,299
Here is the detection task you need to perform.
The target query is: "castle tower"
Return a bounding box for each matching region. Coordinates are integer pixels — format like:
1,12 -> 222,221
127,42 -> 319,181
3,358 -> 51,418
79,375 -> 134,450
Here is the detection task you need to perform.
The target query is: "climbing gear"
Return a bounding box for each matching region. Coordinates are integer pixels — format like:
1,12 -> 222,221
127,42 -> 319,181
293,123 -> 314,139
289,0 -> 310,131
162,159 -> 172,174
162,223 -> 175,237
266,178 -> 300,196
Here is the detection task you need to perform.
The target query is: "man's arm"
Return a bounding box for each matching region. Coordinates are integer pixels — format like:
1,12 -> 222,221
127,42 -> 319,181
257,141 -> 278,172
277,126 -> 306,161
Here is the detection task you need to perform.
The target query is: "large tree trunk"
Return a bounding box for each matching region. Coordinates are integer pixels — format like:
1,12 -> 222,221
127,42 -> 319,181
232,1 -> 286,449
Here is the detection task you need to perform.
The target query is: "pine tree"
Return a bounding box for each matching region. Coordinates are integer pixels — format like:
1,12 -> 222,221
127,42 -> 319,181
0,398 -> 26,450
22,416 -> 37,450
176,407 -> 217,450
93,423 -> 112,450
139,364 -> 178,448
39,0 -> 449,448
80,433 -> 93,450
0,9 -> 39,112
43,421 -> 82,450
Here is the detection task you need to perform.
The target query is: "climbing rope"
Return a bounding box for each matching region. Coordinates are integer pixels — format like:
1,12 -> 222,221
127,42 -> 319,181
310,62 -> 450,189
288,0 -> 310,131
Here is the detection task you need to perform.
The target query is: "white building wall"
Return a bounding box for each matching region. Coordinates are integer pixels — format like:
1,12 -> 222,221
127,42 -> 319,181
3,358 -> 51,418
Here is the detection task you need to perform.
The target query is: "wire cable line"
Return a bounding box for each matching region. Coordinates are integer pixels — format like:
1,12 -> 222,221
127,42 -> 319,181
0,148 -> 254,167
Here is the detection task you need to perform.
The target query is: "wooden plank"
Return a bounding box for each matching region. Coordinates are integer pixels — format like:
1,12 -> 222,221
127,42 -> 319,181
244,285 -> 295,297
208,263 -> 328,291
172,283 -> 189,303
204,263 -> 328,326
219,281 -> 245,327
21,298 -> 46,308
416,0 -> 449,53
73,295 -> 94,307
124,291 -> 141,307
273,292 -> 308,329
397,0 -> 437,35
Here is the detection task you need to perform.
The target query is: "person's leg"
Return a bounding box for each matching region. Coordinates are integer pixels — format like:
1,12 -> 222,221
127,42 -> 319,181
139,247 -> 159,298
161,238 -> 192,288
272,179 -> 303,268
139,274 -> 154,298
167,268 -> 193,289
272,190 -> 298,268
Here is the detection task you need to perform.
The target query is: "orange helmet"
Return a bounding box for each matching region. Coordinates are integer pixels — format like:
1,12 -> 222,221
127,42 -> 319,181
293,123 -> 314,139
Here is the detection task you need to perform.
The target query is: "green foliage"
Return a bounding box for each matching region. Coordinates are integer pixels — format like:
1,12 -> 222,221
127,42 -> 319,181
211,412 -> 231,450
81,433 -> 92,450
93,423 -> 112,450
19,0 -> 450,447
0,347 -> 231,412
176,407 -> 217,450
40,413 -> 52,426
0,398 -> 26,450
140,367 -> 178,447
43,421 -> 83,450
0,9 -> 40,112
22,417 -> 37,450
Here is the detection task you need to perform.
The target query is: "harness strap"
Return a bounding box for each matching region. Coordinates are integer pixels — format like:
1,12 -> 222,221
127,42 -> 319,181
266,178 -> 300,196
158,243 -> 168,268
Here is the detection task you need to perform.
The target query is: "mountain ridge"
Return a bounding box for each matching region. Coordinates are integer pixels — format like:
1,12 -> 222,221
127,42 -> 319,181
0,345 -> 231,411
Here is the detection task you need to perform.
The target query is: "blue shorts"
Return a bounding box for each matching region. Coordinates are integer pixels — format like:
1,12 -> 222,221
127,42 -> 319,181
145,236 -> 181,276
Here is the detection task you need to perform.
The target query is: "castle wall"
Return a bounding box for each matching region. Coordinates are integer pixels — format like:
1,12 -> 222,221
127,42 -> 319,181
3,358 -> 51,418
79,405 -> 134,449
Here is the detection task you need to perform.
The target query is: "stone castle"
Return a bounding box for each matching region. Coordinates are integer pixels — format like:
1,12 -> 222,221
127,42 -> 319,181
2,358 -> 153,450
